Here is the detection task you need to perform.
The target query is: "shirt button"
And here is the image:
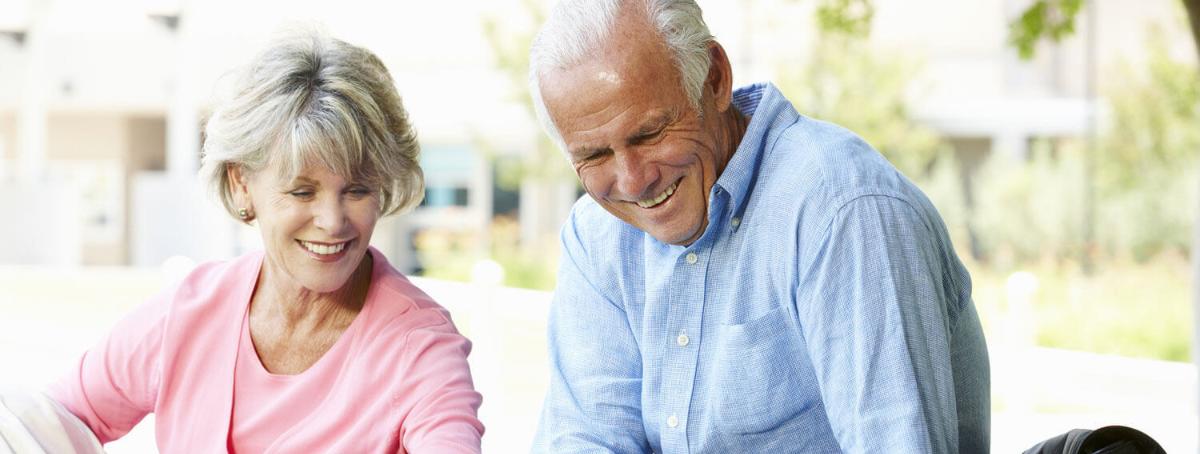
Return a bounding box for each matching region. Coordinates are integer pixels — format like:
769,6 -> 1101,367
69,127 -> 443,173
676,333 -> 690,347
731,217 -> 741,227
667,414 -> 679,428
685,252 -> 698,264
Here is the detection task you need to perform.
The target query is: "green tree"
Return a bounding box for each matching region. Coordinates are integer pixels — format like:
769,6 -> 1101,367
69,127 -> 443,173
775,0 -> 947,178
1096,35 -> 1199,261
1102,42 -> 1200,191
1011,0 -> 1200,64
774,35 -> 945,179
481,0 -> 576,189
1010,0 -> 1200,272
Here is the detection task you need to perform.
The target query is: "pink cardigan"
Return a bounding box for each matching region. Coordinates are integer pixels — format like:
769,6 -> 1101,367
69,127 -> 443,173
49,248 -> 484,453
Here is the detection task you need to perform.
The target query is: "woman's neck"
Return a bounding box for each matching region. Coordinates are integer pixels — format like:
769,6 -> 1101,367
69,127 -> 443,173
252,253 -> 372,332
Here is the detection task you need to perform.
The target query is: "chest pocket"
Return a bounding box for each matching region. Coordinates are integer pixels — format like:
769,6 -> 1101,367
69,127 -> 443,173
708,306 -> 815,434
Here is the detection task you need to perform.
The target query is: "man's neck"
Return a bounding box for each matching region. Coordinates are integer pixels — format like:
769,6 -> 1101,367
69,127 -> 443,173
716,106 -> 751,175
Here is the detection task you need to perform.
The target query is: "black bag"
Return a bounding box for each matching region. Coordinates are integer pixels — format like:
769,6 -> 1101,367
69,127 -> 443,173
1023,425 -> 1166,454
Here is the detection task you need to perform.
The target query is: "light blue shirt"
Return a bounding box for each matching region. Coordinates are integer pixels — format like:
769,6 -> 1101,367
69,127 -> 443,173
534,83 -> 989,453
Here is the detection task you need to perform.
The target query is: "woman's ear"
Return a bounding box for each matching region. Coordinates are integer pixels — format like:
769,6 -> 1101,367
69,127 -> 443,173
226,164 -> 249,197
226,164 -> 255,211
227,164 -> 257,222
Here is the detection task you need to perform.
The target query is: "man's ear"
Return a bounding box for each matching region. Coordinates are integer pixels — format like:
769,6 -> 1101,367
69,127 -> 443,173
705,41 -> 735,113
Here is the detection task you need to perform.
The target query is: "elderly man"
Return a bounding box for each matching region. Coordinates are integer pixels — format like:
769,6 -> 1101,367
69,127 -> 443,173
529,0 -> 989,453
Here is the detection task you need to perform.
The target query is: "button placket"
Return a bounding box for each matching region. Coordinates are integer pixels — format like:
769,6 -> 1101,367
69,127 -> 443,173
662,244 -> 708,449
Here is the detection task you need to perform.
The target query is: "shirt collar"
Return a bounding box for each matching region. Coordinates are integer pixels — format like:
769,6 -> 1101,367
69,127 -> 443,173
713,82 -> 793,222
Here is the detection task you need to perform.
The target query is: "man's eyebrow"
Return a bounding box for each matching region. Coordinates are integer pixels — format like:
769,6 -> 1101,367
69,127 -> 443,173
569,145 -> 611,159
629,111 -> 674,141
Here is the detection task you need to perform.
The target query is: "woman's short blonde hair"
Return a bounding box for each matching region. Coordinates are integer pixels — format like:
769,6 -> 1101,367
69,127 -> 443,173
200,30 -> 423,220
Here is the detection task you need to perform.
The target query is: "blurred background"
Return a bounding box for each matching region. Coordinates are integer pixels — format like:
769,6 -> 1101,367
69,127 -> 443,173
0,0 -> 1197,451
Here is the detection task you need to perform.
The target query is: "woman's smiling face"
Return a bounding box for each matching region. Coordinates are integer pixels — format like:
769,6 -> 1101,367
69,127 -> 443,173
232,163 -> 380,294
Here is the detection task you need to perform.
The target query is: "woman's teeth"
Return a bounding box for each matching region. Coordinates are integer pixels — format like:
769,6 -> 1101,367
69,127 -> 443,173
301,241 -> 346,255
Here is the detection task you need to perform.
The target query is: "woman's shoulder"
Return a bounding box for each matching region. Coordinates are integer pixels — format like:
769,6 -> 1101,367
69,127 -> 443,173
359,249 -> 461,342
171,251 -> 262,297
148,251 -> 263,323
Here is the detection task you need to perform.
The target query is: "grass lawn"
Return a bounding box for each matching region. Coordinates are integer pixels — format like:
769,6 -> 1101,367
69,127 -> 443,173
968,256 -> 1193,363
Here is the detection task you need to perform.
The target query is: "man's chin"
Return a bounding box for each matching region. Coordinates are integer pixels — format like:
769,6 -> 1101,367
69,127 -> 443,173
650,225 -> 703,247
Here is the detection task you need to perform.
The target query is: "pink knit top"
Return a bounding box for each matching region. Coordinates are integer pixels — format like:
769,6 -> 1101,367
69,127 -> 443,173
49,248 -> 484,453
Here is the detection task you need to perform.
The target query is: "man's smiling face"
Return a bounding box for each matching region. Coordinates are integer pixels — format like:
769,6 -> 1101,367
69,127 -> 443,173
539,21 -> 732,246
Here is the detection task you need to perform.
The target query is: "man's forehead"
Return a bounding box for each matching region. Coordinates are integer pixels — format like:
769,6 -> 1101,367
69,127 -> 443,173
547,15 -> 668,85
596,70 -> 622,84
540,39 -> 675,114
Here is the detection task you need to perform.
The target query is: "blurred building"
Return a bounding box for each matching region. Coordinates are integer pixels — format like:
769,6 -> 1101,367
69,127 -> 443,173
0,0 -> 1193,270
0,0 -> 539,270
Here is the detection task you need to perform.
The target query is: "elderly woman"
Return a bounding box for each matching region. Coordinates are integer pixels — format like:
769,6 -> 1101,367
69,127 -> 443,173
43,32 -> 484,452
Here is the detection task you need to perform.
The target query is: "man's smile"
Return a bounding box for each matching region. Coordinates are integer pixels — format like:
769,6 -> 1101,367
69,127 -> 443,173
636,179 -> 680,209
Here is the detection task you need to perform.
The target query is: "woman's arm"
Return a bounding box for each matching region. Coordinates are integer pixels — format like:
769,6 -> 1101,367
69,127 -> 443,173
46,289 -> 169,444
396,320 -> 484,454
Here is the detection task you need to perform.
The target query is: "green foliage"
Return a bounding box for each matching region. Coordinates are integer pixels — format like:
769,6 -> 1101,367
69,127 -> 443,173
814,0 -> 875,37
1095,164 -> 1196,261
1093,38 -> 1200,260
480,0 -> 576,188
1010,0 -> 1200,62
926,40 -> 1200,267
924,32 -> 1198,361
1100,36 -> 1200,191
968,141 -> 1087,267
1008,0 -> 1085,60
775,36 -> 946,178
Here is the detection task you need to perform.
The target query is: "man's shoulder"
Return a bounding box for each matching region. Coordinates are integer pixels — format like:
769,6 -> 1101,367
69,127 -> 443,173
759,116 -> 922,210
741,114 -> 945,257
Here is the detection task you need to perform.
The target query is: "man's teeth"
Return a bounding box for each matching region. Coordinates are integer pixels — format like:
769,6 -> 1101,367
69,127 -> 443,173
301,241 -> 347,255
637,181 -> 678,208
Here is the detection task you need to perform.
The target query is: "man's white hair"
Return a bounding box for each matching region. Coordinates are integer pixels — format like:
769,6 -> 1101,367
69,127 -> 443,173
528,0 -> 714,152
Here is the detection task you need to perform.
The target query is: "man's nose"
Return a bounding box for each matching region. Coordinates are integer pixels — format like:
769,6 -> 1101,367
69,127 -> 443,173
612,151 -> 658,201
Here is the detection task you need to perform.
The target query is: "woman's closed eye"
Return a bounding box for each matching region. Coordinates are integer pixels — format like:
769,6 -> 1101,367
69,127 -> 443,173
345,185 -> 374,199
288,188 -> 316,199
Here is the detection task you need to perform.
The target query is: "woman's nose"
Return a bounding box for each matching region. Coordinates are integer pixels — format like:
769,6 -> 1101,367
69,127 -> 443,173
312,196 -> 348,233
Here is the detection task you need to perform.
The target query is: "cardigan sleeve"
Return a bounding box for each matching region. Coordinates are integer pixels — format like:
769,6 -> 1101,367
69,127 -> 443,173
46,288 -> 169,444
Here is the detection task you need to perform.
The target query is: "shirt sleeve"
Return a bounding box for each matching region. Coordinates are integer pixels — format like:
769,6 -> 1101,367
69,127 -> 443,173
795,194 -> 963,453
531,212 -> 650,453
398,320 -> 485,454
45,288 -> 169,444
